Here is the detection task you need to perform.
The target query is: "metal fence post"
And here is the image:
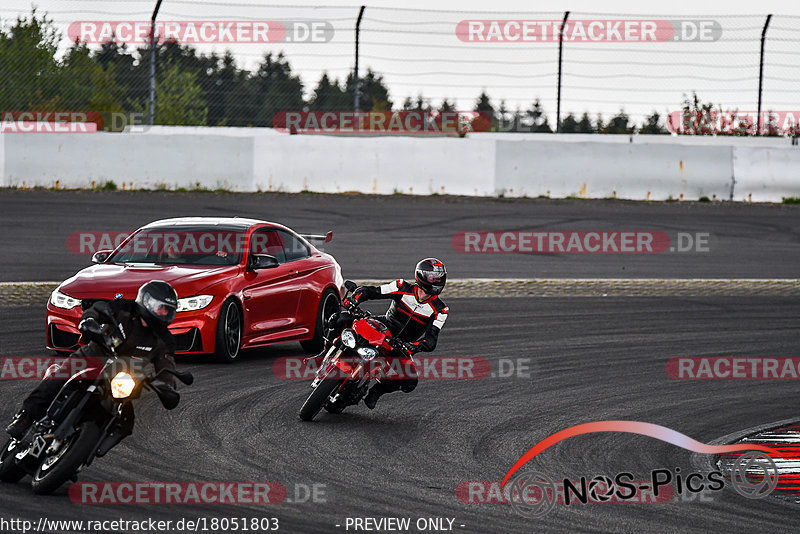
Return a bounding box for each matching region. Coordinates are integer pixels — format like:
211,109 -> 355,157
148,0 -> 163,126
556,11 -> 570,133
756,14 -> 772,136
354,5 -> 366,112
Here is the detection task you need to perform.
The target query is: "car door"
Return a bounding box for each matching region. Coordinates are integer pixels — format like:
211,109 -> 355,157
275,229 -> 318,331
241,228 -> 302,343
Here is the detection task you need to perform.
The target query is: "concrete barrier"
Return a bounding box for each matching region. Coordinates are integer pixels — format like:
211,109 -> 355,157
732,146 -> 800,202
2,133 -> 254,191
252,135 -> 496,195
494,140 -> 734,200
1,129 -> 798,201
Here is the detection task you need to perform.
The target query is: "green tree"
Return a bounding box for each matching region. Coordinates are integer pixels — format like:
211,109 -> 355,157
346,68 -> 392,111
254,52 -> 304,126
605,109 -> 634,134
527,99 -> 552,133
594,113 -> 606,133
0,10 -> 60,110
576,112 -> 593,133
309,73 -> 347,110
60,43 -> 124,122
641,111 -> 666,134
439,99 -> 455,112
473,91 -> 496,131
139,61 -> 207,125
560,113 -> 578,133
673,92 -> 719,135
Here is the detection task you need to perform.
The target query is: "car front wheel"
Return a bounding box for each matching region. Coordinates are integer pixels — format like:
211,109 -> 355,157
215,299 -> 242,363
300,289 -> 340,354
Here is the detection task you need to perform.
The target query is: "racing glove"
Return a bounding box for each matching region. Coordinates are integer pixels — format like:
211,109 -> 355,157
78,317 -> 104,336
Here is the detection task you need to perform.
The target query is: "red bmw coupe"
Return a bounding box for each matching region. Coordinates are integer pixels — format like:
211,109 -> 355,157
47,217 -> 345,362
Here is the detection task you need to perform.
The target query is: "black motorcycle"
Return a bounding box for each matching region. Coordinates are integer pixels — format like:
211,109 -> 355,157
0,318 -> 193,495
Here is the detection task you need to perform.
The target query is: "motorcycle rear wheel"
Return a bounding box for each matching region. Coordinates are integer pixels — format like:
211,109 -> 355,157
299,379 -> 344,421
31,421 -> 101,495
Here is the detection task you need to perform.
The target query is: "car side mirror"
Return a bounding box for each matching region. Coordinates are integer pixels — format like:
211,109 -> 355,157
249,254 -> 280,270
92,249 -> 112,263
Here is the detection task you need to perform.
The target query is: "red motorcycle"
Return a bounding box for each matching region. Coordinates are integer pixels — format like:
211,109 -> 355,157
299,281 -> 414,421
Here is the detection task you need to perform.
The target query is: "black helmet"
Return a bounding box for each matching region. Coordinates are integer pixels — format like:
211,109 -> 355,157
135,280 -> 178,328
414,258 -> 447,295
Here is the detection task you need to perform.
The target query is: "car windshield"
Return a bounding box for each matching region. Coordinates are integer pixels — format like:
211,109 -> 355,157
108,226 -> 246,266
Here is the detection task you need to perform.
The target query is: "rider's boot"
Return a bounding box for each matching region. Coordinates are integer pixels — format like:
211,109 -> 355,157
363,387 -> 384,410
5,411 -> 34,440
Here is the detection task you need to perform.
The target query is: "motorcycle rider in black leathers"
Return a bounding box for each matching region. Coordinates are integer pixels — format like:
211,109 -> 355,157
337,258 -> 449,409
5,281 -> 180,440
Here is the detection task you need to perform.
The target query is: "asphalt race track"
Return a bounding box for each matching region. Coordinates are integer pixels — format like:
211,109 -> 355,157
0,192 -> 799,534
1,297 -> 799,533
1,190 -> 800,281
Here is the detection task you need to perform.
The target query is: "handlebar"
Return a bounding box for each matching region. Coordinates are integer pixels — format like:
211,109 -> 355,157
386,336 -> 415,355
341,302 -> 415,355
343,300 -> 371,318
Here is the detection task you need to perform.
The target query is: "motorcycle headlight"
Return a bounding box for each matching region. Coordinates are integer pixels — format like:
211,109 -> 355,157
110,372 -> 136,399
341,329 -> 356,348
357,347 -> 377,361
50,290 -> 82,310
176,295 -> 213,312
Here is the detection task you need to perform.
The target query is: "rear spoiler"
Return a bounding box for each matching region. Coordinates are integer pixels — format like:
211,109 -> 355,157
301,231 -> 333,244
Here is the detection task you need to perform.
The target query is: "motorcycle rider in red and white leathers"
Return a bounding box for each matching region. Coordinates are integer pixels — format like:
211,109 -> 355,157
339,258 -> 449,409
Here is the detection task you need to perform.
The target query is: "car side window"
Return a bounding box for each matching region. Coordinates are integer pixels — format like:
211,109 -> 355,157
279,231 -> 311,262
250,230 -> 286,263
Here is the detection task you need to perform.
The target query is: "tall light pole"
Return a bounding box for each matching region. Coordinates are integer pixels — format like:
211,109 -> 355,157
148,0 -> 163,126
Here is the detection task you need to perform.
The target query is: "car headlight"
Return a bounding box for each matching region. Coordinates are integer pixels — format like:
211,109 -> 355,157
341,329 -> 356,348
176,295 -> 213,312
357,347 -> 377,361
50,290 -> 82,310
110,372 -> 136,399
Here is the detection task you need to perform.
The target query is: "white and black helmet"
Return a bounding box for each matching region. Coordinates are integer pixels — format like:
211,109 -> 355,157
135,280 -> 178,328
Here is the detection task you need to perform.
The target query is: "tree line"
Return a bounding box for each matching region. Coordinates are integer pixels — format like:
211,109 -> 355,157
1,10 -> 668,133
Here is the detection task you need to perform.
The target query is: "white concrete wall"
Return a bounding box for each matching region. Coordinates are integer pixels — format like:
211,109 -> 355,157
1,133 -> 253,190
477,132 -> 797,147
252,135 -> 495,196
732,147 -> 800,202
1,128 -> 798,201
495,141 -> 734,200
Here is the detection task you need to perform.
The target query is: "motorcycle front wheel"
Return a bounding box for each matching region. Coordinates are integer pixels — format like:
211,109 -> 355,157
0,438 -> 26,483
31,421 -> 101,495
299,379 -> 345,422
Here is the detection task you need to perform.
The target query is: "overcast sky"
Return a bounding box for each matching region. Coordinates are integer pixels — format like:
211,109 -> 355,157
3,0 -> 799,127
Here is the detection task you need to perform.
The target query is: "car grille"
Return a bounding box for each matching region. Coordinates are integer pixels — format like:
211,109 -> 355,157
49,324 -> 79,350
174,328 -> 202,353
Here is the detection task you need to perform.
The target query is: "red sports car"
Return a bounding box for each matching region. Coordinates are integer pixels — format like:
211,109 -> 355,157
47,217 -> 345,362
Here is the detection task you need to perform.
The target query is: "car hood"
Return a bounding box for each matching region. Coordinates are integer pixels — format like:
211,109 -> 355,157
57,263 -> 240,299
